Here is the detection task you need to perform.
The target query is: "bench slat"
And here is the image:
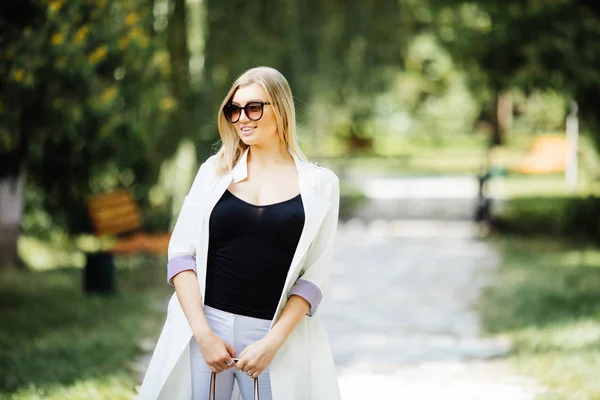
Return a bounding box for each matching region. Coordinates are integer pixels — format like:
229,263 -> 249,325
92,213 -> 141,236
87,190 -> 142,236
88,190 -> 135,208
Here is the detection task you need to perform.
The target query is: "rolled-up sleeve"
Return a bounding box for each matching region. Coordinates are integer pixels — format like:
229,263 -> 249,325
167,255 -> 197,287
288,278 -> 323,316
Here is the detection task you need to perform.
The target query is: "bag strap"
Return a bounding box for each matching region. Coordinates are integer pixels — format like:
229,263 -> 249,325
209,372 -> 259,400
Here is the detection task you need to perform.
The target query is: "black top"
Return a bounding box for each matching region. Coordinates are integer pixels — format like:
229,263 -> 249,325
204,189 -> 305,320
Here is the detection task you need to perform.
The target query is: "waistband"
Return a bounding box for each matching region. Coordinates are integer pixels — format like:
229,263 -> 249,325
204,304 -> 273,325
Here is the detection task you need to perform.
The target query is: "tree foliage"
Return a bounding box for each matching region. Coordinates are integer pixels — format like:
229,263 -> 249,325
0,0 -> 174,233
200,0 -> 413,153
428,0 -> 600,145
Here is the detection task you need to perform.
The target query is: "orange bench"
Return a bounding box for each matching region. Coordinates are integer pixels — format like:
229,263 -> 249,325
87,189 -> 170,255
516,135 -> 569,174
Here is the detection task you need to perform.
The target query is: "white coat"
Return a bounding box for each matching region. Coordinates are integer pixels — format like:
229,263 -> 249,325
137,147 -> 342,400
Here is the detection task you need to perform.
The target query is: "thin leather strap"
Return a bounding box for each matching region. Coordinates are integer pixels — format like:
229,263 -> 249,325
209,372 -> 259,400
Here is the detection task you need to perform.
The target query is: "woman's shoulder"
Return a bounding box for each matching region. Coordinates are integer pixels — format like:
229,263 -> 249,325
188,154 -> 220,194
300,159 -> 339,188
196,154 -> 221,176
203,154 -> 220,168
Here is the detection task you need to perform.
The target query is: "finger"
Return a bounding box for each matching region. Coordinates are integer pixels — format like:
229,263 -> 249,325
238,348 -> 247,359
249,369 -> 260,379
218,361 -> 229,371
224,342 -> 236,358
235,358 -> 246,370
213,364 -> 224,373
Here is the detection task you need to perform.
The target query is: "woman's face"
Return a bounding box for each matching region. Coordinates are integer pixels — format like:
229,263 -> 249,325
228,83 -> 278,147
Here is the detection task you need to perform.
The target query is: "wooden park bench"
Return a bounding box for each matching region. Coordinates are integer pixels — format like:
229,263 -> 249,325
516,135 -> 568,174
87,189 -> 171,255
83,189 -> 171,294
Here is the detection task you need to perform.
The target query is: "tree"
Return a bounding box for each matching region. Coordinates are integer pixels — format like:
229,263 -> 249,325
200,0 -> 413,155
429,0 -> 600,146
0,0 -> 174,267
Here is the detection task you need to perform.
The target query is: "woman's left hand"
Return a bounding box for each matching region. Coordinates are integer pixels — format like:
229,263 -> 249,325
235,337 -> 279,379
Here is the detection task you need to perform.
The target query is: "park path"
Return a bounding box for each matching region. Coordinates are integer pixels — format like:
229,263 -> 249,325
328,175 -> 541,399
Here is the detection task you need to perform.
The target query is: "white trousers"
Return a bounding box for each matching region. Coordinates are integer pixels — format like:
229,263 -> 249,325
189,305 -> 273,400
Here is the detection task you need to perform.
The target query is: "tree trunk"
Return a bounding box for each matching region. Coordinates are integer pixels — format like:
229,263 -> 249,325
490,89 -> 513,146
154,0 -> 191,160
0,170 -> 25,269
167,0 -> 190,124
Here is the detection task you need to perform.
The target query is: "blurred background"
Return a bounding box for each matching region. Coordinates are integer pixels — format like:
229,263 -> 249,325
2,0 -> 600,399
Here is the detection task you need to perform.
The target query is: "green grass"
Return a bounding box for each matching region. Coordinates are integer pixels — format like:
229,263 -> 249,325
479,236 -> 600,399
491,174 -> 591,199
319,131 -> 599,177
0,256 -> 171,399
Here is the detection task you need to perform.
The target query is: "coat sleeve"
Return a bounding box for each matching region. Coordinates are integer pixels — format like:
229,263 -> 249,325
166,160 -> 212,287
288,174 -> 340,316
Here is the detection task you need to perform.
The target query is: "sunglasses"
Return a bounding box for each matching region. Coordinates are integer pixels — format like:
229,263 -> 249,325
223,101 -> 271,123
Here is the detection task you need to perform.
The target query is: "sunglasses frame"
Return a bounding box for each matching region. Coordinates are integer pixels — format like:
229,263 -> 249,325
224,101 -> 271,123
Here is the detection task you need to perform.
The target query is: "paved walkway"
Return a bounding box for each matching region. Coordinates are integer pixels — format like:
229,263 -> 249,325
353,175 -> 485,221
327,218 -> 542,399
325,175 -> 541,399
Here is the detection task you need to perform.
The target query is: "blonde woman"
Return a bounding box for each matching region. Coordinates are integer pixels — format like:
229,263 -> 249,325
137,66 -> 341,400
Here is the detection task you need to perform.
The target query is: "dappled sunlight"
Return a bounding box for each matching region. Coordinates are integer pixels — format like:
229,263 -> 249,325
555,249 -> 600,270
8,374 -> 137,400
513,320 -> 600,353
17,236 -> 86,271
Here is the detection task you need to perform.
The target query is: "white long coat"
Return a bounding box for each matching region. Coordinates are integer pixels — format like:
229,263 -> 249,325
137,148 -> 342,400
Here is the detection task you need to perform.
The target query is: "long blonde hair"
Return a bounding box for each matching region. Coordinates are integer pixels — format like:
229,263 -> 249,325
215,66 -> 306,173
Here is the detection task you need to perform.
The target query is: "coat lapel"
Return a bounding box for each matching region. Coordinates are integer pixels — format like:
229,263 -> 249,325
194,166 -> 233,299
271,152 -> 331,324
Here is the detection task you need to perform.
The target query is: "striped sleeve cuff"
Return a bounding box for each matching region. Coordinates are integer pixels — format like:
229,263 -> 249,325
167,254 -> 197,287
288,278 -> 323,316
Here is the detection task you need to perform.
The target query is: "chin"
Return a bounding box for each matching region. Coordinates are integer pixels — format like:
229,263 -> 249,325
242,137 -> 262,146
239,135 -> 258,146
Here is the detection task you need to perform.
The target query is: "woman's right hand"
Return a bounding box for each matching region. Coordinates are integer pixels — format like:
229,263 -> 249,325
195,331 -> 237,373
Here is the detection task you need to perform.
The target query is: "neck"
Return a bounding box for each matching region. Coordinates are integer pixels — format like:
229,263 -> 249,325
247,138 -> 291,167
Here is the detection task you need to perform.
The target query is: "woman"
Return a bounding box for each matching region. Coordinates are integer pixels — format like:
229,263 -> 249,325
137,66 -> 341,400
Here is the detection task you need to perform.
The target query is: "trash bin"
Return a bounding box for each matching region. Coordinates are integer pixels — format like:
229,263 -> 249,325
83,251 -> 117,294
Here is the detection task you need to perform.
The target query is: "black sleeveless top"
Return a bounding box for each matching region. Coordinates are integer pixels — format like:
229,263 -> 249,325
204,189 -> 305,320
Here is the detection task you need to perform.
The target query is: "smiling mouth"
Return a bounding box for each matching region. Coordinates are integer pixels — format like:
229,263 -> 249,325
240,126 -> 256,134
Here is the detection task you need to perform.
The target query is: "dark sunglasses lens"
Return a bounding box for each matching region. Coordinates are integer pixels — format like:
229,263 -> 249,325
246,103 -> 263,121
225,105 -> 241,122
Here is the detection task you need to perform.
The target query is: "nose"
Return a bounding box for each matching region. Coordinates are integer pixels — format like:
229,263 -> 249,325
238,108 -> 250,123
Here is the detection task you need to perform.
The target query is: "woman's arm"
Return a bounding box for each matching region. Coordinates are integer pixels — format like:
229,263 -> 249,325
264,295 -> 310,349
172,270 -> 211,339
172,271 -> 237,374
